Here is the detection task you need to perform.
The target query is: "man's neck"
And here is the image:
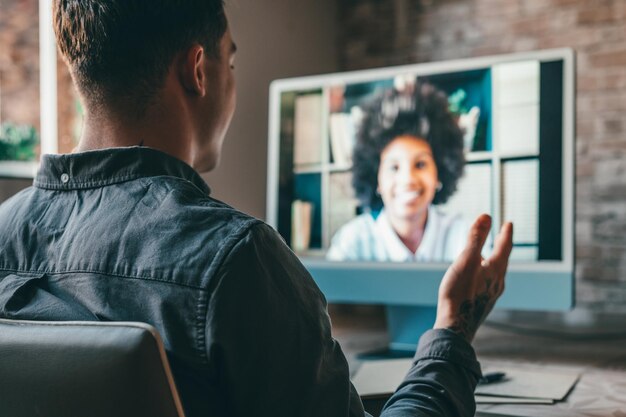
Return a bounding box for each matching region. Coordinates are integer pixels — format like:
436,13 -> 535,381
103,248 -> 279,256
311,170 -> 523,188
77,99 -> 193,165
388,208 -> 429,254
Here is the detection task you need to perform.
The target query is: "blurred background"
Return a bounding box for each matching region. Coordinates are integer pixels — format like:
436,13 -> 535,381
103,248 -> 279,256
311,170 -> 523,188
1,0 -> 626,314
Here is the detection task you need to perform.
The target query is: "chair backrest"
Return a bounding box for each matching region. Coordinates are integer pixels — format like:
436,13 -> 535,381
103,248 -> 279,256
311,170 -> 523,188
0,319 -> 185,417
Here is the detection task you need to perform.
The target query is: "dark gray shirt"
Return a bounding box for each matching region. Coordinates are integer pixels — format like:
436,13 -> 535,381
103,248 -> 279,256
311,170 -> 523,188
0,147 -> 480,417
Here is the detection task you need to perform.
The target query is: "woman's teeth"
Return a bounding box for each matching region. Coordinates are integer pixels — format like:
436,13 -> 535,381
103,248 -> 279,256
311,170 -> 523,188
396,190 -> 423,204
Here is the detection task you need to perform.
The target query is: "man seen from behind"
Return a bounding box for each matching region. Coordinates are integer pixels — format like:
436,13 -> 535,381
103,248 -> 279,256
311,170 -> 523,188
0,1 -> 513,416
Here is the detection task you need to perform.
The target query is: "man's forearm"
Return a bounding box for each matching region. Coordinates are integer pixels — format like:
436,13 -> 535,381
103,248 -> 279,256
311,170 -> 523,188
380,329 -> 481,417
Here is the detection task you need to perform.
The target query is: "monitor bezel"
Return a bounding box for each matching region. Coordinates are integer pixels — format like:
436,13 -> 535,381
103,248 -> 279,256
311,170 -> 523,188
266,48 -> 575,310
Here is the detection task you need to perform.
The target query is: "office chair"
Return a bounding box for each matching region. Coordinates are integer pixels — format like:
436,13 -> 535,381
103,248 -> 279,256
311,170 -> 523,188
0,319 -> 185,417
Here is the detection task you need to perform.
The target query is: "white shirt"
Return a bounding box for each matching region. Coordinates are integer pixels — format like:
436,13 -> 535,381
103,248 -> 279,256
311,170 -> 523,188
326,206 -> 468,262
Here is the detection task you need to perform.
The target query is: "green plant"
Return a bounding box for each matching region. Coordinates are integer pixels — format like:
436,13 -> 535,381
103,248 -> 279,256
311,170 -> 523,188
448,88 -> 469,115
0,122 -> 39,161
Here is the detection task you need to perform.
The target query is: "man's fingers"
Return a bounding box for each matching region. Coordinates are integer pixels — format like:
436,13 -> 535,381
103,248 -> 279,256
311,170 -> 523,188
465,214 -> 492,256
489,222 -> 513,268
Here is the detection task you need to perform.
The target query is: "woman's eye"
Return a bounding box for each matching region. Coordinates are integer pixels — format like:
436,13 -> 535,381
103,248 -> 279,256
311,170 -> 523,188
415,161 -> 427,169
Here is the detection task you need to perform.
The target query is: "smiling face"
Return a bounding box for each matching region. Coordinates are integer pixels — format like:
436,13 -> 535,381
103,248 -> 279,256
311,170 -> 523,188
377,135 -> 439,223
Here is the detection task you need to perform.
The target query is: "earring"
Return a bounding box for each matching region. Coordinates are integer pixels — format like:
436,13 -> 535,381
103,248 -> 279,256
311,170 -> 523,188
436,182 -> 443,192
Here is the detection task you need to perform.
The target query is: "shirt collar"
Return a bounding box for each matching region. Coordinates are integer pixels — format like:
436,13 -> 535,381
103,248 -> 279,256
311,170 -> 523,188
415,205 -> 440,261
34,146 -> 210,195
375,209 -> 414,262
376,206 -> 440,262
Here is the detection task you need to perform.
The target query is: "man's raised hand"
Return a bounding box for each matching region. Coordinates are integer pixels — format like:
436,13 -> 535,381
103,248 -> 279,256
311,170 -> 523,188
434,214 -> 513,342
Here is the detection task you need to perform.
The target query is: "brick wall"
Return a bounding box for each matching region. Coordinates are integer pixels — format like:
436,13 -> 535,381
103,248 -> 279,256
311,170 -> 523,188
339,0 -> 626,312
0,0 -> 40,130
56,54 -> 78,154
0,0 -> 78,156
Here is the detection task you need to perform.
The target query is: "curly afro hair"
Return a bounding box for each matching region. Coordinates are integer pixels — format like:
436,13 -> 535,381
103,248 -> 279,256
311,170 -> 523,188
352,82 -> 465,212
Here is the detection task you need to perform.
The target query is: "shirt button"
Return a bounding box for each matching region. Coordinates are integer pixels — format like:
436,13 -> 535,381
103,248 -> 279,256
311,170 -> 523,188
61,173 -> 70,184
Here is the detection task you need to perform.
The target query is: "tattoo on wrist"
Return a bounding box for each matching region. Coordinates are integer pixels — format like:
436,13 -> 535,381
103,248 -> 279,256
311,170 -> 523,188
447,291 -> 491,341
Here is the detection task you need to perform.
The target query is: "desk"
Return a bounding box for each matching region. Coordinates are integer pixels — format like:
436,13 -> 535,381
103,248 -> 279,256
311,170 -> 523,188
330,306 -> 626,417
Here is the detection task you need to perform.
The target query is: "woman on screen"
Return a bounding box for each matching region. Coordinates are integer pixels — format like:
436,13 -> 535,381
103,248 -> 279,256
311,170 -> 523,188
327,82 -> 467,262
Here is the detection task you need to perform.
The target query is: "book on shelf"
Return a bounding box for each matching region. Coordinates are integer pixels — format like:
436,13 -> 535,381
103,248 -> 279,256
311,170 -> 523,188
439,162 -> 493,229
493,61 -> 540,107
493,60 -> 540,156
329,112 -> 355,167
328,172 -> 359,241
291,200 -> 314,252
502,159 -> 539,245
495,104 -> 540,156
293,94 -> 323,166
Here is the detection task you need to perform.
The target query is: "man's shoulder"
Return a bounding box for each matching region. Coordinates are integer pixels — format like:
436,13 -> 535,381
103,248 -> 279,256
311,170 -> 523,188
136,182 -> 274,284
0,185 -> 36,227
173,192 -> 267,243
132,173 -> 263,235
0,178 -> 277,289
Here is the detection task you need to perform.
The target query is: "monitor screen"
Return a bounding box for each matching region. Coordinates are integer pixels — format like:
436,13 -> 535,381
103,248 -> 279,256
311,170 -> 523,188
267,49 -> 574,313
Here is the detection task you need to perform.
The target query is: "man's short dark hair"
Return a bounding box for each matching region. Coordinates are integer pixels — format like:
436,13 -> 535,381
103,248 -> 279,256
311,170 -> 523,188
352,83 -> 466,211
53,0 -> 227,117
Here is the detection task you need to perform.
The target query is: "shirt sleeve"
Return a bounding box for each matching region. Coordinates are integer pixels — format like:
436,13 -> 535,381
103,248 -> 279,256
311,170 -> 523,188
380,329 -> 481,417
327,215 -> 375,262
206,222 -> 367,417
327,223 -> 358,261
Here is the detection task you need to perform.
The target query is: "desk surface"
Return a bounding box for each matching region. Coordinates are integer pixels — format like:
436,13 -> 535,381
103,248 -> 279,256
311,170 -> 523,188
473,323 -> 626,417
330,306 -> 626,417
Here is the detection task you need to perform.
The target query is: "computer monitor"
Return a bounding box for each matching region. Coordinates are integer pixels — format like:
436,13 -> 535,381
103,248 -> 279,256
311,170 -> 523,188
267,48 -> 575,352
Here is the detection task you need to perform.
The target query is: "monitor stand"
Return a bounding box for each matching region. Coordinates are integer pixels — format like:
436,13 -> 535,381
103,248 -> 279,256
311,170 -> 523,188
357,305 -> 437,360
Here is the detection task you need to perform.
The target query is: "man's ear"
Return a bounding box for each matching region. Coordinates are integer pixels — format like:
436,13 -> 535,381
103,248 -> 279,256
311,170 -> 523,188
178,44 -> 206,97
